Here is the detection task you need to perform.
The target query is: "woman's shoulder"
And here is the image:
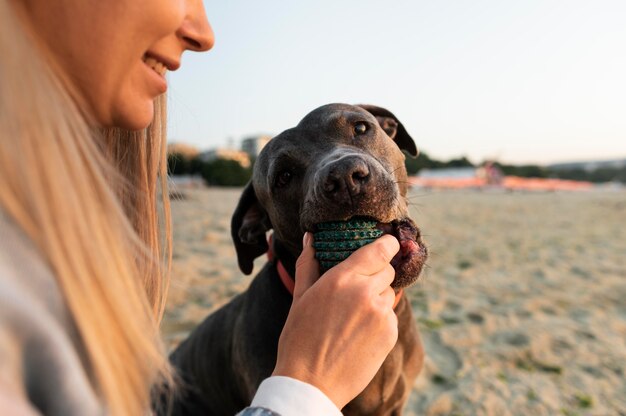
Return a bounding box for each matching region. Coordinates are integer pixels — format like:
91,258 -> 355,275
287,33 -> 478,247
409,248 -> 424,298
0,211 -> 67,318
0,211 -> 104,415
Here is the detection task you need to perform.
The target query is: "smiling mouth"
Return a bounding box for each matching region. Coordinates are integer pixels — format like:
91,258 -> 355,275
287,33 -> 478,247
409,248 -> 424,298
143,56 -> 167,77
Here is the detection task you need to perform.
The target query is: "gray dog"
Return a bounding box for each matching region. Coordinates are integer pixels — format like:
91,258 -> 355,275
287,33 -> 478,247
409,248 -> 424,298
168,104 -> 428,415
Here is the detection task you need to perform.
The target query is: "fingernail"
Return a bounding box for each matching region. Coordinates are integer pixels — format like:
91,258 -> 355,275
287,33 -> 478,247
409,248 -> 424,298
302,232 -> 311,247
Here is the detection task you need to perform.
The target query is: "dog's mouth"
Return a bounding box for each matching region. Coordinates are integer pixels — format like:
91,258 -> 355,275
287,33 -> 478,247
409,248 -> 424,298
374,218 -> 428,289
311,216 -> 427,289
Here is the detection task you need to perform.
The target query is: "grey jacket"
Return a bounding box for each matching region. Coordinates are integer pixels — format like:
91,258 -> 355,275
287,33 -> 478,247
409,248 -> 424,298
0,212 -> 103,415
0,212 -> 278,416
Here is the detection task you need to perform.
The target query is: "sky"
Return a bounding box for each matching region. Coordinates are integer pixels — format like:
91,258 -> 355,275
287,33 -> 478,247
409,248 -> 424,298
167,0 -> 626,165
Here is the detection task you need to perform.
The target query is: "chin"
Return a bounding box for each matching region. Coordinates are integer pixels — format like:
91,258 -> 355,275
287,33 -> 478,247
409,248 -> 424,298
110,101 -> 156,131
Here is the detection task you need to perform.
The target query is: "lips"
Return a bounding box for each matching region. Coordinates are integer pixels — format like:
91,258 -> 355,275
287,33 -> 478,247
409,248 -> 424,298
143,56 -> 167,77
375,218 -> 428,289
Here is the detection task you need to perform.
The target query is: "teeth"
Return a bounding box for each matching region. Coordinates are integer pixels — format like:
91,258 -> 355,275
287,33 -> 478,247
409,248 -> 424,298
144,56 -> 167,76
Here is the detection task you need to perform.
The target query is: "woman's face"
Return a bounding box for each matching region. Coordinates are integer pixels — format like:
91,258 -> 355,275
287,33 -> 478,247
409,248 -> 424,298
20,0 -> 214,129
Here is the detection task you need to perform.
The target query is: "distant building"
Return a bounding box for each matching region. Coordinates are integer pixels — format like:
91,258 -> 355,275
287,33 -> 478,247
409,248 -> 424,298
410,165 -> 592,191
198,148 -> 251,168
241,135 -> 272,158
476,161 -> 503,185
167,142 -> 199,159
417,167 -> 477,179
548,158 -> 626,172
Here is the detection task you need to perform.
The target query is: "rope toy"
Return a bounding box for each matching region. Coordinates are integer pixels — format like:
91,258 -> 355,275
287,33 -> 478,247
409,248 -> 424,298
313,219 -> 383,272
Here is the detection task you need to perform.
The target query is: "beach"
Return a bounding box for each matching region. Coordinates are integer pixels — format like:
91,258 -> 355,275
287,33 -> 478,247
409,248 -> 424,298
162,187 -> 626,416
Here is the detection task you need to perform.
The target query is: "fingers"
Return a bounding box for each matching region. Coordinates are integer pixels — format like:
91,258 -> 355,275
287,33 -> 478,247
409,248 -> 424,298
377,286 -> 399,347
379,285 -> 396,309
306,234 -> 398,295
294,233 -> 398,302
364,262 -> 396,294
282,233 -> 400,409
335,234 -> 399,274
385,311 -> 399,346
293,232 -> 320,299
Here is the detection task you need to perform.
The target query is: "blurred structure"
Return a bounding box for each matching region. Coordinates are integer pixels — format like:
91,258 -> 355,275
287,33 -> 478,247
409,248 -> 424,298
549,158 -> 626,172
241,135 -> 272,158
198,148 -> 251,168
476,161 -> 504,186
410,162 -> 593,191
167,142 -> 200,159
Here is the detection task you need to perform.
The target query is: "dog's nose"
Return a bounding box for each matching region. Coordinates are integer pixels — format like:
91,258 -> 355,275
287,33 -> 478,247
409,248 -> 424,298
321,157 -> 371,203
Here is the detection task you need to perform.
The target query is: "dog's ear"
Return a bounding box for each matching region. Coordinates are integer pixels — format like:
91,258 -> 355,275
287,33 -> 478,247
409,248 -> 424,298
231,182 -> 272,275
357,104 -> 418,158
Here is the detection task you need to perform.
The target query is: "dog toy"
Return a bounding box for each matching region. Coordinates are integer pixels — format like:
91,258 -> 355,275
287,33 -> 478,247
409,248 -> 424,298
313,219 -> 383,273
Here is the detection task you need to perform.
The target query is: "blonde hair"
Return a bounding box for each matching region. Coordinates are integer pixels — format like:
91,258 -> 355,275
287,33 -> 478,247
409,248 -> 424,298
0,1 -> 173,414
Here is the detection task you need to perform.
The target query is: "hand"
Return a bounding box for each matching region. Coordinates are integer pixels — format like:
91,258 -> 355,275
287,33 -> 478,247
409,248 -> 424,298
272,232 -> 400,410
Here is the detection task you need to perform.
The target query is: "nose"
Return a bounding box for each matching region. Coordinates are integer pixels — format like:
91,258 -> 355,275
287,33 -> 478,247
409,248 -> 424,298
178,0 -> 215,52
321,157 -> 372,203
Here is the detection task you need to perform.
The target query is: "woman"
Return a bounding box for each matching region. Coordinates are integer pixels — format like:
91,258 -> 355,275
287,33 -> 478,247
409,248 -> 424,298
0,0 -> 400,415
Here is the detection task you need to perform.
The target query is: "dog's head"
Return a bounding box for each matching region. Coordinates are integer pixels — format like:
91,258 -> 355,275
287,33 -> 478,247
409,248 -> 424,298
231,103 -> 427,288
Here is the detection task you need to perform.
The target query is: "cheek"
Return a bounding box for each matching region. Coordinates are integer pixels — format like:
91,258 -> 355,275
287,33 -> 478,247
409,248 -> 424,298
397,167 -> 408,186
53,32 -> 147,127
94,13 -> 184,128
86,2 -> 184,128
273,193 -> 304,231
108,65 -> 157,130
149,0 -> 185,36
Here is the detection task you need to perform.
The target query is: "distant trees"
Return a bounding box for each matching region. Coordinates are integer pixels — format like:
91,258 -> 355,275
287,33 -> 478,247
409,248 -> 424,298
550,167 -> 626,183
168,150 -> 625,186
404,152 -> 473,175
404,152 -> 438,174
167,153 -> 191,176
200,159 -> 252,186
492,163 -> 626,183
494,163 -> 549,178
167,153 -> 252,186
403,152 -> 626,184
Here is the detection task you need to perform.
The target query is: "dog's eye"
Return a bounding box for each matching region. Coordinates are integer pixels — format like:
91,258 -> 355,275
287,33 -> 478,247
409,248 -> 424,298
275,171 -> 292,188
354,122 -> 368,135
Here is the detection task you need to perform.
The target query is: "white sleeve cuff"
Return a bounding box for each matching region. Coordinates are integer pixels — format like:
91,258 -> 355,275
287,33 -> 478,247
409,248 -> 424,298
250,376 -> 342,416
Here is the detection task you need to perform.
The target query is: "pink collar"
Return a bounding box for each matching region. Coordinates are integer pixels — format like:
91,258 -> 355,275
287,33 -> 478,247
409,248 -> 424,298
266,239 -> 295,295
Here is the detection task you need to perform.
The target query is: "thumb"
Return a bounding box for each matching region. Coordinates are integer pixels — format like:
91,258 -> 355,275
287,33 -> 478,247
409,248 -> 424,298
293,232 -> 320,299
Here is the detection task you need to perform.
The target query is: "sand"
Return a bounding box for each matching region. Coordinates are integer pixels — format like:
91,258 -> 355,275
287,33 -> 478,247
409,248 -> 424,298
162,187 -> 626,416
